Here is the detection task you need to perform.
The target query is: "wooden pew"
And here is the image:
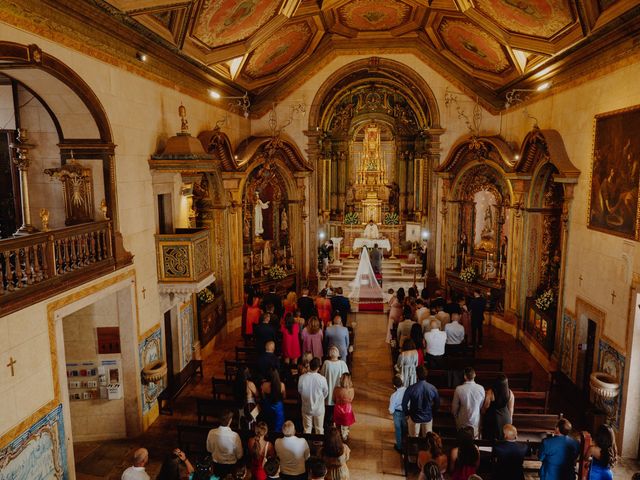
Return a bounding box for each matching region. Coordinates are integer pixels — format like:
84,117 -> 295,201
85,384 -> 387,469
157,359 -> 204,415
235,345 -> 258,362
224,359 -> 256,382
431,412 -> 561,440
211,377 -> 235,400
437,389 -> 549,414
427,370 -> 533,390
444,356 -> 503,371
196,397 -> 237,426
177,423 -> 212,457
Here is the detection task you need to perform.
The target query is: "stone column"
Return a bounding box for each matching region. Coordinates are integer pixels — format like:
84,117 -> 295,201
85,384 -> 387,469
505,179 -> 529,317
10,128 -> 38,235
425,128 -> 445,290
304,129 -> 322,290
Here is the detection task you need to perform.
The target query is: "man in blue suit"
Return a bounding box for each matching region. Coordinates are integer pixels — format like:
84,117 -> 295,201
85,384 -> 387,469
539,418 -> 579,480
330,287 -> 351,326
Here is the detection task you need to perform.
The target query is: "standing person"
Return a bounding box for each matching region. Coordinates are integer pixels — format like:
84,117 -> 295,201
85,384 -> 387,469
257,341 -> 280,381
246,291 -> 262,336
401,365 -> 440,437
588,424 -> 617,480
263,285 -> 283,321
298,357 -> 329,434
324,315 -> 350,362
321,346 -> 349,426
410,322 -> 425,366
388,375 -> 407,452
482,374 -> 514,441
281,313 -> 301,365
322,426 -> 351,480
451,367 -> 486,438
264,458 -> 281,480
420,240 -> 428,277
450,427 -> 480,480
283,291 -> 298,319
397,311 -> 416,347
302,316 -> 324,359
330,287 -> 351,326
492,424 -> 528,480
396,339 -> 419,387
370,243 -> 383,275
121,448 -> 150,480
156,448 -> 196,480
333,372 -> 355,441
275,421 -> 310,480
261,368 -> 286,433
444,313 -> 466,350
539,418 -> 580,480
206,410 -> 243,478
316,289 -> 333,327
468,289 -> 486,348
386,288 -> 404,343
254,313 -> 276,354
424,320 -> 447,369
248,422 -> 275,480
233,366 -> 258,430
297,288 -> 317,321
307,458 -> 328,480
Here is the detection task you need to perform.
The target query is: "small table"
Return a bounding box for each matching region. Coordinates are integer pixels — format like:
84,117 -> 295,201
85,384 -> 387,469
352,238 -> 391,252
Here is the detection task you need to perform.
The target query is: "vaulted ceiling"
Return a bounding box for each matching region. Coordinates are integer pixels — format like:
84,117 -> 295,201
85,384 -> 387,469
89,0 -> 640,112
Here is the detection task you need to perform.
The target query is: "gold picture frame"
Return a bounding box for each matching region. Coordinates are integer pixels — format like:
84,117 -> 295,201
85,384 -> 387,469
588,104 -> 640,239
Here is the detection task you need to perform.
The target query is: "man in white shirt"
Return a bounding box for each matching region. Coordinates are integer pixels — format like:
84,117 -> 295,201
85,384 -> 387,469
388,375 -> 407,451
445,313 -> 466,345
451,367 -> 486,438
121,448 -> 150,480
424,320 -> 447,368
422,314 -> 439,333
206,410 -> 243,477
297,357 -> 329,434
396,315 -> 415,346
275,420 -> 310,480
363,219 -> 379,239
415,299 -> 430,324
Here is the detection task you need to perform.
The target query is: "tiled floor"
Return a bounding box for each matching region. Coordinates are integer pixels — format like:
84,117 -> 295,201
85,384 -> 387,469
74,310 -> 640,479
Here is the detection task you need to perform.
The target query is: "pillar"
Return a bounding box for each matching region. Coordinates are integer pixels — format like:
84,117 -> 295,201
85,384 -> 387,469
221,174 -> 245,308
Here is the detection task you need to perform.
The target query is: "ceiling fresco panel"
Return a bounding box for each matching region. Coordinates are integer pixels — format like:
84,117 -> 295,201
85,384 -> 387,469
192,0 -> 282,48
475,0 -> 574,38
336,0 -> 412,31
438,19 -> 511,73
243,21 -> 313,79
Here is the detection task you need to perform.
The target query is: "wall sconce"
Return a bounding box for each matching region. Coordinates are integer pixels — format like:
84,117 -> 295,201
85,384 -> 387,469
504,82 -> 551,108
135,51 -> 148,62
421,229 -> 430,240
319,230 -> 326,241
210,90 -> 251,118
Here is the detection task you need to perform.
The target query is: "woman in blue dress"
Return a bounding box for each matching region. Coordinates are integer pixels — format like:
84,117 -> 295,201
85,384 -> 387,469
588,424 -> 617,480
260,368 -> 285,433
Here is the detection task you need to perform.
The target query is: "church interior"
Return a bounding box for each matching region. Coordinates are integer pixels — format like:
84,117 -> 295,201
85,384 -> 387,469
2,0 -> 640,478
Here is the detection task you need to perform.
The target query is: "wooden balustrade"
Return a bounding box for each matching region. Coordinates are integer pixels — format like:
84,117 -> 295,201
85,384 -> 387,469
0,221 -> 115,313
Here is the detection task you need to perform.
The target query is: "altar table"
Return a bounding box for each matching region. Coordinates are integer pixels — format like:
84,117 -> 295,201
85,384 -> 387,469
352,238 -> 391,251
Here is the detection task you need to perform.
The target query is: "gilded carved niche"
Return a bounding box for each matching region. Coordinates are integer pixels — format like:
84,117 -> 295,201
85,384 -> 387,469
44,160 -> 94,225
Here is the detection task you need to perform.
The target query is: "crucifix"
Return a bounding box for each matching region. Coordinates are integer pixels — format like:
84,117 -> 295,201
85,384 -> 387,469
611,290 -> 616,304
142,287 -> 146,299
6,356 -> 17,376
578,274 -> 583,287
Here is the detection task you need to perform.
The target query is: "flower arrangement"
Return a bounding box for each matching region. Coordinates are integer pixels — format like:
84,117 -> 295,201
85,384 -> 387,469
459,266 -> 477,283
384,212 -> 400,225
268,265 -> 287,280
197,287 -> 215,304
535,289 -> 554,311
344,211 -> 359,225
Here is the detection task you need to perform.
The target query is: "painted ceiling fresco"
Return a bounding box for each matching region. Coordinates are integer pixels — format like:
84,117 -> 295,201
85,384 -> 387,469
337,0 -> 412,31
475,0 -> 574,38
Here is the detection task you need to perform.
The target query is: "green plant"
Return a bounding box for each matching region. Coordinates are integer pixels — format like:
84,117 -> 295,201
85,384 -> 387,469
383,212 -> 400,225
197,287 -> 214,304
460,266 -> 477,283
344,211 -> 359,225
268,265 -> 287,280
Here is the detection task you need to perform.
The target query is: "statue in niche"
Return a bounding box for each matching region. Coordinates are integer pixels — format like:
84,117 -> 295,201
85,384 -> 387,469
253,191 -> 269,237
481,206 -> 495,239
243,213 -> 251,239
280,209 -> 288,232
44,159 -> 94,226
386,182 -> 400,212
263,240 -> 273,268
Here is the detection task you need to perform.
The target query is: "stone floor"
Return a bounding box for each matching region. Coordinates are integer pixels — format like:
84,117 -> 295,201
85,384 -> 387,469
74,310 -> 640,479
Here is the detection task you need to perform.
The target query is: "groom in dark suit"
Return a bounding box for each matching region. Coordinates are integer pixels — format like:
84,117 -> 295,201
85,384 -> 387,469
369,243 -> 383,274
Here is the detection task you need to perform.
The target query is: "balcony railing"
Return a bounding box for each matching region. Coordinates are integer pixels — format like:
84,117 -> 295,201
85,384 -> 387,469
0,221 -> 116,315
155,228 -> 212,283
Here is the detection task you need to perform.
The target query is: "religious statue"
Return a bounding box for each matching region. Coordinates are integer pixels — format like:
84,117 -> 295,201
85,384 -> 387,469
243,214 -> 251,239
280,209 -> 288,232
477,205 -> 496,251
363,219 -> 380,239
253,192 -> 269,237
387,182 -> 399,212
262,240 -> 273,268
346,181 -> 355,205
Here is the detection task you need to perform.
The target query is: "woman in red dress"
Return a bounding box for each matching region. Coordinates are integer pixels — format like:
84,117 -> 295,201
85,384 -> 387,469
333,372 -> 356,441
247,421 -> 274,480
281,313 -> 301,365
245,291 -> 262,336
316,289 -> 333,328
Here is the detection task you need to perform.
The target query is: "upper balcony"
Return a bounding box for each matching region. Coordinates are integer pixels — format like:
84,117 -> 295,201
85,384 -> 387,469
0,220 -> 116,316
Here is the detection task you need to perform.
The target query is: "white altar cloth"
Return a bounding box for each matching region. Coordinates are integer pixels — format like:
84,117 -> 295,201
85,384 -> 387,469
352,238 -> 391,251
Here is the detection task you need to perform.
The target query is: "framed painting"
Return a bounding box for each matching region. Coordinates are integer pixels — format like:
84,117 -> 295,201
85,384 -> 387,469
588,104 -> 640,239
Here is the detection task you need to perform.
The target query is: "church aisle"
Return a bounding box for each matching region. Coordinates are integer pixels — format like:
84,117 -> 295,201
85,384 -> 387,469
346,311 -> 405,479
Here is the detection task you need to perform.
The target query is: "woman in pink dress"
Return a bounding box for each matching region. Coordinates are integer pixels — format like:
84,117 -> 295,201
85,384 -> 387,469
281,313 -> 301,364
245,291 -> 262,336
333,372 -> 356,441
316,289 -> 333,327
301,316 -> 323,359
386,288 -> 405,343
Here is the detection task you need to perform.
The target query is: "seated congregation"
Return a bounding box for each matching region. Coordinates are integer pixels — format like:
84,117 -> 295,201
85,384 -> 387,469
123,285 -> 620,480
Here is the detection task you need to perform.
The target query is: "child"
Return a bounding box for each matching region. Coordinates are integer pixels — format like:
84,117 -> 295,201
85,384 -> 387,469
388,375 -> 407,452
333,372 -> 356,440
